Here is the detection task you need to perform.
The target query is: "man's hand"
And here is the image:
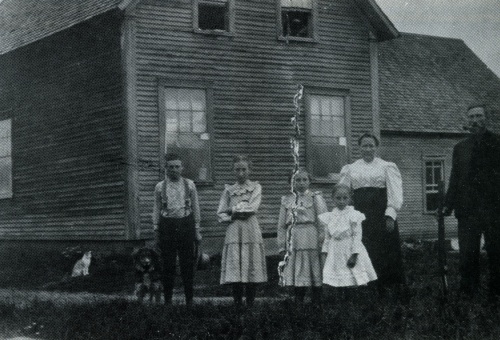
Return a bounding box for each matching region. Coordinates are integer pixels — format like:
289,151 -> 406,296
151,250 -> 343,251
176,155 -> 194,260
195,227 -> 202,244
442,206 -> 452,216
347,253 -> 358,268
385,216 -> 395,232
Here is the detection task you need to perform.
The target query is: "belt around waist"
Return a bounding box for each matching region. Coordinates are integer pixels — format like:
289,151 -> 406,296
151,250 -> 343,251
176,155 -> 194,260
160,213 -> 193,221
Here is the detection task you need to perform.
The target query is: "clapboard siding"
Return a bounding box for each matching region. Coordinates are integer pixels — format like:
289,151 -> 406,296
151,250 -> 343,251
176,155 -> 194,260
380,133 -> 461,239
0,11 -> 127,240
131,0 -> 375,241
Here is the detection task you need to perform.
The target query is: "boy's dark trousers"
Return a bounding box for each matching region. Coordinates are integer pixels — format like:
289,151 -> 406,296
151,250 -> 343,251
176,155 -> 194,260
158,214 -> 196,304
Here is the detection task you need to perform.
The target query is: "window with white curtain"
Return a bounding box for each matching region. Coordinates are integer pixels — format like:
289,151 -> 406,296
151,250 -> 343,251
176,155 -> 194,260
161,87 -> 212,182
306,92 -> 349,180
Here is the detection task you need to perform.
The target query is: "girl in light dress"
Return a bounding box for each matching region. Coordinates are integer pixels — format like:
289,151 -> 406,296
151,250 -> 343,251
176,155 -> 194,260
217,155 -> 267,306
277,169 -> 328,303
319,184 -> 377,291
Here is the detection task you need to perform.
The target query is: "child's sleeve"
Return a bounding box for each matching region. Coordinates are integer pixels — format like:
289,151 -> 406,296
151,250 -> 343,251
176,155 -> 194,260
217,186 -> 232,223
314,194 -> 328,247
350,211 -> 366,254
318,212 -> 331,253
276,197 -> 288,253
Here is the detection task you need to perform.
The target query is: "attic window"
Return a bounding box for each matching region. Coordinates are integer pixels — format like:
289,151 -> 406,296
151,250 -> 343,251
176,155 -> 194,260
279,0 -> 316,40
195,0 -> 233,33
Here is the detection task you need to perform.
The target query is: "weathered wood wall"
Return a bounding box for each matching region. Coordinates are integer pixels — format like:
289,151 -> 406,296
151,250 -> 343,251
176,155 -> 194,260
0,11 -> 127,240
380,133 -> 461,239
130,0 -> 376,243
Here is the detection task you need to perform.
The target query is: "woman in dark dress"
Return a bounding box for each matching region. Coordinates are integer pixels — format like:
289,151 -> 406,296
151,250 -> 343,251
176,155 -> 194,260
338,133 -> 405,295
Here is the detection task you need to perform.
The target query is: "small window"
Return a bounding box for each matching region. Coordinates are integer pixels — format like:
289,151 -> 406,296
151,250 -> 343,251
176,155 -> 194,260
423,158 -> 445,212
306,92 -> 349,180
0,119 -> 12,199
278,0 -> 316,40
194,0 -> 234,33
160,87 -> 212,182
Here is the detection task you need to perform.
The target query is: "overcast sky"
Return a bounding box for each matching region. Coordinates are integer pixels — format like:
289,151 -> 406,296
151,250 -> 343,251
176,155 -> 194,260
375,0 -> 500,77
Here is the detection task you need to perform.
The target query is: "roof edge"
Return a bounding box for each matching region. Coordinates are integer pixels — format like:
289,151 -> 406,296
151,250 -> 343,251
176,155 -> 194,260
399,32 -> 464,42
352,0 -> 400,41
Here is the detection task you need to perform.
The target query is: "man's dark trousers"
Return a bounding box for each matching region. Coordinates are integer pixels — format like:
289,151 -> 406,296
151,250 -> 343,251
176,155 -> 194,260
158,214 -> 196,304
458,211 -> 500,297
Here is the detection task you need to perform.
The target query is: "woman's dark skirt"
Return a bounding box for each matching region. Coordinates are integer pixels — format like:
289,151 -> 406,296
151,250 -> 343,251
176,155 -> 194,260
353,187 -> 405,286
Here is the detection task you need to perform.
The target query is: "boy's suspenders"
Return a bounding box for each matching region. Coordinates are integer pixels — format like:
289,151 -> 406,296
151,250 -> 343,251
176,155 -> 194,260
160,178 -> 192,217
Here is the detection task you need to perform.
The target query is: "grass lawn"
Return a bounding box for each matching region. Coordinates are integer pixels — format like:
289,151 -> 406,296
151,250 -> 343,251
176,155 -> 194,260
0,245 -> 499,339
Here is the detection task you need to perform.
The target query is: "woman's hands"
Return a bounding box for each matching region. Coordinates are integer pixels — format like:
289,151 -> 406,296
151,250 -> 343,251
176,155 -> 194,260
347,253 -> 358,268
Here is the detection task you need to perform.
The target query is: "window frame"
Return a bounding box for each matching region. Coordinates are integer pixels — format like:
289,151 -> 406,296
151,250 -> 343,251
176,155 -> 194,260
276,0 -> 318,43
422,155 -> 445,214
193,0 -> 235,36
0,118 -> 12,199
158,79 -> 215,185
304,87 -> 351,183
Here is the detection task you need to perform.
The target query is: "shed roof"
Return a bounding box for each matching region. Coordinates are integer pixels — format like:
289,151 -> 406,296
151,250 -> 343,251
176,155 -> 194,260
0,0 -> 121,55
0,0 -> 398,55
379,33 -> 500,134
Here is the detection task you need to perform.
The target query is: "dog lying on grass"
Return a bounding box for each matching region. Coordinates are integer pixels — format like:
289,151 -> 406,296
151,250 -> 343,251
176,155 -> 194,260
132,247 -> 162,303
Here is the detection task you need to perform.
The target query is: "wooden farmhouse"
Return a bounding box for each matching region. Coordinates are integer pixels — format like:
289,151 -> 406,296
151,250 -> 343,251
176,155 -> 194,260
378,33 -> 500,240
1,0 -> 497,252
0,0 -> 399,252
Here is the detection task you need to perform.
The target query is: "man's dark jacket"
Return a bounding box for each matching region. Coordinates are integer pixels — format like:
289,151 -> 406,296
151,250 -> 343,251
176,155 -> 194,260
445,130 -> 500,219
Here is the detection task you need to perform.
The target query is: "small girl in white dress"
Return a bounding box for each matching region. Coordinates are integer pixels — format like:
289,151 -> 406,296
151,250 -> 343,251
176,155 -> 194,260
319,184 -> 377,288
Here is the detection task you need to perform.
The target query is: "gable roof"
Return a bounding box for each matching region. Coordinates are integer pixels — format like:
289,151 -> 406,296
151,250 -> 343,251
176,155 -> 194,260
0,0 -> 397,55
352,0 -> 399,41
0,0 -> 122,55
379,33 -> 500,134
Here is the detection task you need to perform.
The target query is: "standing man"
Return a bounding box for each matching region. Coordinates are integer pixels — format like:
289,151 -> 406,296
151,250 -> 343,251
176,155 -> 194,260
444,104 -> 500,300
152,153 -> 202,306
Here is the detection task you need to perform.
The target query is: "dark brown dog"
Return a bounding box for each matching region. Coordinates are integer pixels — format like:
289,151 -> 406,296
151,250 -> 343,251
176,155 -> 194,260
132,247 -> 163,303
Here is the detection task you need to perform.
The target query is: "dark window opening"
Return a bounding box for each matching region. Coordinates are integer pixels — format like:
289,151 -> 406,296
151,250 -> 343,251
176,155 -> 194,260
198,3 -> 228,31
282,10 -> 311,38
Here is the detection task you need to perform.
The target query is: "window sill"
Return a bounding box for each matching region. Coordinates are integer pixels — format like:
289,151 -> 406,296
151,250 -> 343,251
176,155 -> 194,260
278,35 -> 318,43
193,29 -> 234,37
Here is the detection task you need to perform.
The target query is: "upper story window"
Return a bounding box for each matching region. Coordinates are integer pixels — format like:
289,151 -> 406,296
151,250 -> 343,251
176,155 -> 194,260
159,84 -> 213,182
278,0 -> 317,41
193,0 -> 234,35
305,90 -> 350,181
0,119 -> 12,199
423,157 -> 445,213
